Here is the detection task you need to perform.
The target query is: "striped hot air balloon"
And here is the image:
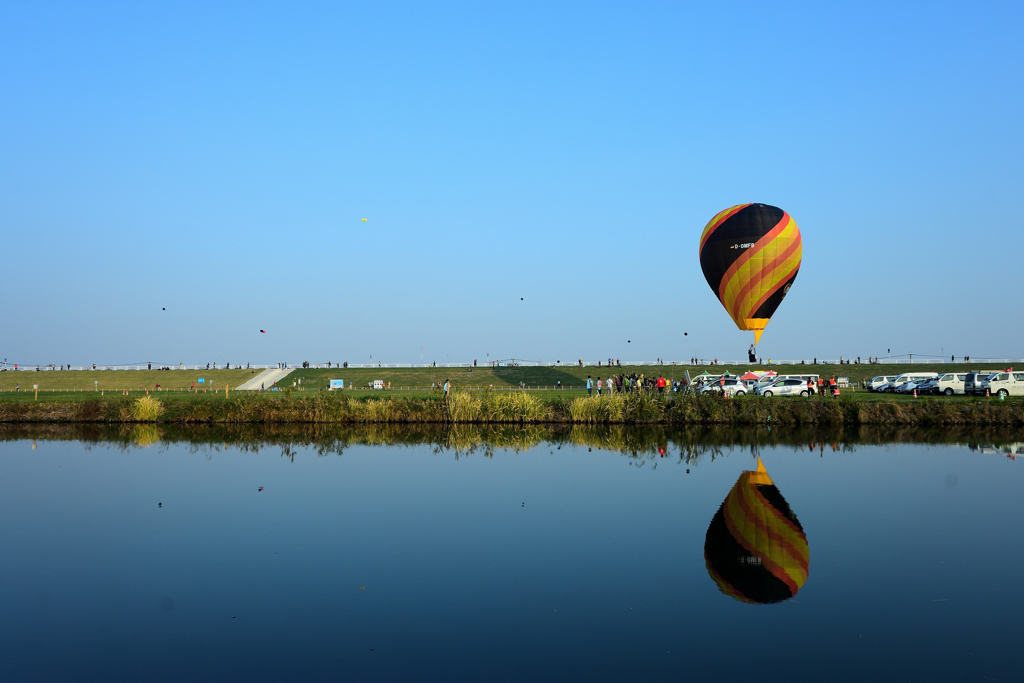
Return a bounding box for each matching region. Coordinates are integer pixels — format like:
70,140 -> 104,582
704,459 -> 809,604
698,204 -> 802,345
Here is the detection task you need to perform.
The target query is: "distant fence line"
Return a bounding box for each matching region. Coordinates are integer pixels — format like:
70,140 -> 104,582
3,357 -> 1023,372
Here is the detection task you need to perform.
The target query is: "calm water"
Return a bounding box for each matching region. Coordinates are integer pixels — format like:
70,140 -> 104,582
1,427 -> 1022,682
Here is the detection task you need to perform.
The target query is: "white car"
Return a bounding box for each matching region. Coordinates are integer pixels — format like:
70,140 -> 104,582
867,376 -> 898,391
700,378 -> 747,396
981,371 -> 1024,398
756,378 -> 812,397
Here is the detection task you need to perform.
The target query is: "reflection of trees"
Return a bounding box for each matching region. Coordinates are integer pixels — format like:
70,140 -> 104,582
3,423 -> 1024,463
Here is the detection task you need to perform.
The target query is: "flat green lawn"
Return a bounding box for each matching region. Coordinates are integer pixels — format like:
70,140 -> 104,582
0,368 -> 259,392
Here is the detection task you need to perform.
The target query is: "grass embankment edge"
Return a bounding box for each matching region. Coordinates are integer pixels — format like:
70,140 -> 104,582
1,391 -> 1022,426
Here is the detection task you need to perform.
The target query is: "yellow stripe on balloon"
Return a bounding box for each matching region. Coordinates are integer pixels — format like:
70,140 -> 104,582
730,227 -> 802,322
720,217 -> 801,325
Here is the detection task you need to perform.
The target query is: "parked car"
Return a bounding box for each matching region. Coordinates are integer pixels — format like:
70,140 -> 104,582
896,377 -> 934,394
867,376 -> 898,391
880,372 -> 938,393
755,378 -> 812,397
965,371 -> 999,395
934,373 -> 969,396
700,377 -> 747,396
914,377 -> 940,395
981,371 -> 1024,398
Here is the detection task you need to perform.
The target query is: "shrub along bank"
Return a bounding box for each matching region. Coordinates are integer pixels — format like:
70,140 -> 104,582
0,391 -> 1022,426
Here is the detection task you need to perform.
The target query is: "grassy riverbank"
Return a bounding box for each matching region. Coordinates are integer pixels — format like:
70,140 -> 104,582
0,390 -> 1021,426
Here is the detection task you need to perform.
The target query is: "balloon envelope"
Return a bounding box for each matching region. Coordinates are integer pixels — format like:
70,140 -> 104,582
698,203 -> 802,344
704,459 -> 809,604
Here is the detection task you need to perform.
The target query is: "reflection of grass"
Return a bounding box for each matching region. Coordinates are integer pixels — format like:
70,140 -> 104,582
6,422 -> 1024,461
127,424 -> 162,447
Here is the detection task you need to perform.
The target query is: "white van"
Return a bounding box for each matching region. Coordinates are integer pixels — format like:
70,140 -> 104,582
982,371 -> 1024,398
773,374 -> 820,384
934,373 -> 969,396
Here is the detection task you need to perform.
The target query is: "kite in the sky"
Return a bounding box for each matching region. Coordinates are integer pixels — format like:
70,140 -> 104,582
704,458 -> 809,604
260,329 -> 266,334
361,218 -> 368,222
698,203 -> 802,346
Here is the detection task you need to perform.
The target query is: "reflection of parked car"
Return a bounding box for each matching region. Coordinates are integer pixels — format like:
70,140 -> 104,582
981,371 -> 1024,398
970,442 -> 1024,457
756,378 -> 811,397
700,378 -> 747,396
934,373 -> 969,396
965,371 -> 998,395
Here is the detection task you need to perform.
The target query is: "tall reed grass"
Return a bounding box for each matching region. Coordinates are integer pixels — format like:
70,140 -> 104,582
126,396 -> 163,422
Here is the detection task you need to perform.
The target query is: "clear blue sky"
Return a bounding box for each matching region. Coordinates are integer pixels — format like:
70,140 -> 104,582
2,1 -> 1021,366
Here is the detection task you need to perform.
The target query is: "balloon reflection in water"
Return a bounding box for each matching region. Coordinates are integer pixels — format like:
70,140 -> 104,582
704,459 -> 809,604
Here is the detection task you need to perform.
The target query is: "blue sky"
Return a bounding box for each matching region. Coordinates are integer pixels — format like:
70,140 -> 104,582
2,1 -> 1021,366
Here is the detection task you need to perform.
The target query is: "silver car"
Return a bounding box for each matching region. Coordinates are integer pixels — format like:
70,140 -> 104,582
700,377 -> 747,396
895,379 -> 929,394
757,378 -> 812,397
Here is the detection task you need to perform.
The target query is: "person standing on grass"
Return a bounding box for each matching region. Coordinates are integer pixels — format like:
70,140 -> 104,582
444,379 -> 450,398
587,376 -> 592,396
597,378 -> 603,396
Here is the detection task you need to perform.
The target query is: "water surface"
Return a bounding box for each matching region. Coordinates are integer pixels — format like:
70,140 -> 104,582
1,426 -> 1021,681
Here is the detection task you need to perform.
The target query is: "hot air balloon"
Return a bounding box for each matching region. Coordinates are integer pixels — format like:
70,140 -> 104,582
698,204 -> 802,346
704,459 -> 809,604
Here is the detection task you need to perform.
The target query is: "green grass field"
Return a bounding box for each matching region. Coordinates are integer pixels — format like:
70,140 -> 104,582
0,368 -> 258,392
276,362 -> 990,391
0,362 -> 1006,400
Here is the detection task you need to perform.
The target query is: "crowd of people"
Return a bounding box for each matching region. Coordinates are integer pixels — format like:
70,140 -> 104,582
583,373 -> 683,396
